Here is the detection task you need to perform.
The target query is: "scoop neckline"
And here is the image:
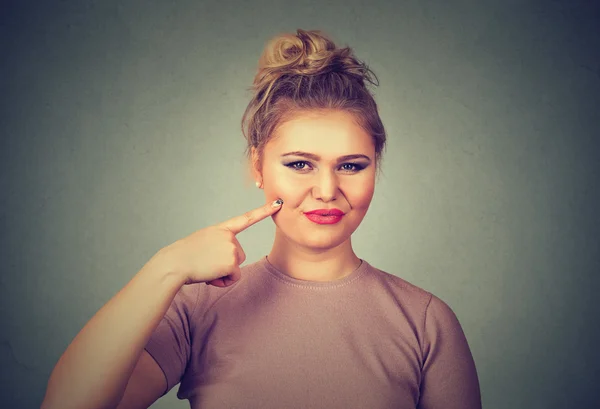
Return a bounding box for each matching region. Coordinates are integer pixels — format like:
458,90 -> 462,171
257,255 -> 370,289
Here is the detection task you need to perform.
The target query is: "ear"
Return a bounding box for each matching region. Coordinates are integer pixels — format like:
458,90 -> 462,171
250,146 -> 262,180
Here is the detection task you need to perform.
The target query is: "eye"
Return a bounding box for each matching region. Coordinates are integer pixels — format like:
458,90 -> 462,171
340,163 -> 365,172
286,161 -> 312,171
284,161 -> 365,173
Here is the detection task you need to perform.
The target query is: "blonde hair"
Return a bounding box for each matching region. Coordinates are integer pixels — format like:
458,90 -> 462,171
241,29 -> 387,184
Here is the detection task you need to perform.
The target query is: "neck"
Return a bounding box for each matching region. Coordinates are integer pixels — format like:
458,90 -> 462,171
267,228 -> 362,282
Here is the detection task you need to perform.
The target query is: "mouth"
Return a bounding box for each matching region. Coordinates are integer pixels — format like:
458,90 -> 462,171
304,213 -> 344,225
304,209 -> 345,217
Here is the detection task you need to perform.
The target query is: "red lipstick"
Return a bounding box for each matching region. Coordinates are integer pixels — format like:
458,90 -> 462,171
304,208 -> 345,225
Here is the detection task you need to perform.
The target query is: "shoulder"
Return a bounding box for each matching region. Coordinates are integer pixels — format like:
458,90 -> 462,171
364,263 -> 459,312
362,262 -> 463,330
356,262 -> 439,339
363,262 -> 434,306
423,292 -> 464,336
364,263 -> 469,348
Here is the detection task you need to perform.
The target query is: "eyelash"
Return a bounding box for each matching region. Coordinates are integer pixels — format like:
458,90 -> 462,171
284,161 -> 365,173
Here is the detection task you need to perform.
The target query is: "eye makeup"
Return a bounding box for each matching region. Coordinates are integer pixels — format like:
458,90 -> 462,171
280,151 -> 372,163
283,160 -> 367,173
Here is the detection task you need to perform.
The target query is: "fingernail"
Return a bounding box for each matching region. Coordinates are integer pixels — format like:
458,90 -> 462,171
271,199 -> 283,207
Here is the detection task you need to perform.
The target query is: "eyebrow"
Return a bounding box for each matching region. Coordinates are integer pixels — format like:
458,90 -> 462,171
280,151 -> 372,162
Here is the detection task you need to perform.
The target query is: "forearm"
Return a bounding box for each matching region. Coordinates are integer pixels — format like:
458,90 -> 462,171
41,254 -> 185,409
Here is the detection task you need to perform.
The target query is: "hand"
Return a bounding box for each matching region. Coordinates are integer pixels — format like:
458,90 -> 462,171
150,199 -> 283,288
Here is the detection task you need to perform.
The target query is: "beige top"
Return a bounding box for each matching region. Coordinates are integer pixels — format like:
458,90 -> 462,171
144,256 -> 482,408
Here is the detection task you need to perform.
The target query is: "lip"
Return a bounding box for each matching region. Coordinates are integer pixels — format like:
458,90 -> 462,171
304,208 -> 345,216
304,213 -> 343,225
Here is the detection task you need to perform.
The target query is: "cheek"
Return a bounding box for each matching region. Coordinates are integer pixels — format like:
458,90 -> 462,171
264,180 -> 300,209
263,168 -> 302,205
345,180 -> 375,210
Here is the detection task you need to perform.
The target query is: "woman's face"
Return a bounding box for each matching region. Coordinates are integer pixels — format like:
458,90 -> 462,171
255,109 -> 376,250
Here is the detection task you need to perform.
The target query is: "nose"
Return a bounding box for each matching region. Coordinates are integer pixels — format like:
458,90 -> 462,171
312,170 -> 339,202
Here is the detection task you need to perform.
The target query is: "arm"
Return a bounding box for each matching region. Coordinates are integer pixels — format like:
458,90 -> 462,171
41,253 -> 187,409
417,295 -> 482,409
113,349 -> 168,409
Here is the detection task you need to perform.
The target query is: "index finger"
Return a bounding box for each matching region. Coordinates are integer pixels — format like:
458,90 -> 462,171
216,199 -> 283,235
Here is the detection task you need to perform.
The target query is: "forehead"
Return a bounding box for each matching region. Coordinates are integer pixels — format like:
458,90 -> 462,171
268,110 -> 374,155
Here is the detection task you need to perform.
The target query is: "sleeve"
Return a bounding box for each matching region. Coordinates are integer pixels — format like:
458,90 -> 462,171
417,294 -> 482,409
143,283 -> 200,397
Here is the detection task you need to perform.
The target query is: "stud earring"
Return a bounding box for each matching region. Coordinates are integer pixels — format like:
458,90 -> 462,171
255,181 -> 263,189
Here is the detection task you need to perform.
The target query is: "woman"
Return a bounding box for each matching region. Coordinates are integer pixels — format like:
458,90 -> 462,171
41,29 -> 482,409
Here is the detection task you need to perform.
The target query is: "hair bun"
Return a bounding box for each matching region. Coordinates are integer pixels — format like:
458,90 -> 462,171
254,29 -> 377,87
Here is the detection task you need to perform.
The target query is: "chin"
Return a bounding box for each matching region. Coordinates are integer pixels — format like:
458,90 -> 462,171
296,231 -> 351,250
298,241 -> 344,251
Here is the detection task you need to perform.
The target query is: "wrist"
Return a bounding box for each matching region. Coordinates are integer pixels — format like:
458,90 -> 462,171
141,250 -> 188,288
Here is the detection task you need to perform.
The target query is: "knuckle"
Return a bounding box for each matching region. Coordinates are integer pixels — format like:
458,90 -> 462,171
229,244 -> 240,261
219,228 -> 235,241
243,211 -> 254,225
226,229 -> 236,240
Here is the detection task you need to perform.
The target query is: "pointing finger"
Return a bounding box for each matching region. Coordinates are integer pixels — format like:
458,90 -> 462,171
216,199 -> 283,235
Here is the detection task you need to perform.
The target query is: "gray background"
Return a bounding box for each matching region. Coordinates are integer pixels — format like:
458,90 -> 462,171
1,0 -> 599,408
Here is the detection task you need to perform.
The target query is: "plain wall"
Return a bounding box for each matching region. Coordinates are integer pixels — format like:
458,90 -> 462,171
1,0 -> 598,408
